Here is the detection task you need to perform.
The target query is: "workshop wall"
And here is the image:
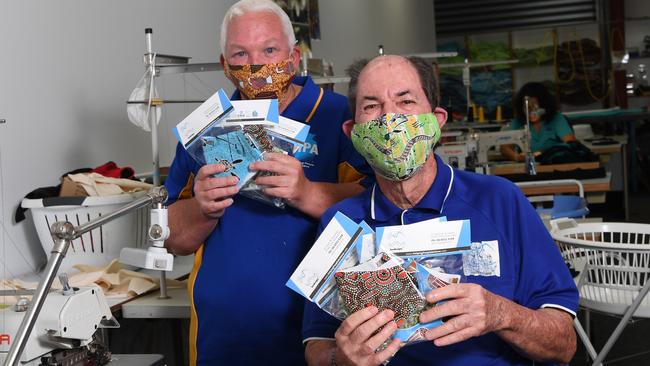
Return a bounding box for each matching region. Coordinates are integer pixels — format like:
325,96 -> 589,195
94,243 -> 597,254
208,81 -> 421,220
0,1 -> 435,277
623,0 -> 650,109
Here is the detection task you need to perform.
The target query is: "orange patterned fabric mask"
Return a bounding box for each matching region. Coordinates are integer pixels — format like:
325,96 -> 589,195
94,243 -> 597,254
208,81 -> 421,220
224,59 -> 296,103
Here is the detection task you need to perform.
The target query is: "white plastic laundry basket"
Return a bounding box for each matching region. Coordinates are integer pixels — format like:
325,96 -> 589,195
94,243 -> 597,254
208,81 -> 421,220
21,193 -> 150,272
550,218 -> 650,317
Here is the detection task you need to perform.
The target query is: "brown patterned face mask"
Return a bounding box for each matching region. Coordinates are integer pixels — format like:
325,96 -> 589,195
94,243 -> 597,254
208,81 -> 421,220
224,59 -> 296,103
335,258 -> 426,329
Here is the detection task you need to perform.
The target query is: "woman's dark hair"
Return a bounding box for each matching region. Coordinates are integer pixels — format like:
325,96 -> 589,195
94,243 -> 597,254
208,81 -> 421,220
514,82 -> 557,123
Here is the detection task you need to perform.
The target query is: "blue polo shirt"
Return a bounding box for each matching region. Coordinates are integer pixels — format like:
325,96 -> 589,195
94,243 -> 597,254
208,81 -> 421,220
165,76 -> 372,366
509,113 -> 574,154
302,154 -> 578,366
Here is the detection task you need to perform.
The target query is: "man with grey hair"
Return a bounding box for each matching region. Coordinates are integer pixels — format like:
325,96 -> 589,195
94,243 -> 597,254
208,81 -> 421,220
163,0 -> 372,364
302,55 -> 578,365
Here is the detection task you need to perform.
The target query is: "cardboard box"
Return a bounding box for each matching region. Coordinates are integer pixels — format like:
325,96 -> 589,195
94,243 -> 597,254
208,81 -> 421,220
59,176 -> 88,197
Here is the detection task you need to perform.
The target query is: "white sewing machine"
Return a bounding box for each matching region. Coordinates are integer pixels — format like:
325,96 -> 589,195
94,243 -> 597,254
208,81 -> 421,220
2,187 -> 170,366
474,129 -> 529,165
1,277 -> 118,365
437,129 -> 529,170
435,142 -> 474,170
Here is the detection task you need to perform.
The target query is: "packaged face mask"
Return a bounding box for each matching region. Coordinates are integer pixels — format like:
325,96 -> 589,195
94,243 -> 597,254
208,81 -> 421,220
200,128 -> 263,189
351,113 -> 441,181
413,256 -> 464,295
335,253 -> 426,329
238,124 -> 287,208
287,211 -> 474,354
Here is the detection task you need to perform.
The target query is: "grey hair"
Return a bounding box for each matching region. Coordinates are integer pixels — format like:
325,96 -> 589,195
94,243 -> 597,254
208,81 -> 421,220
346,56 -> 440,118
220,0 -> 296,56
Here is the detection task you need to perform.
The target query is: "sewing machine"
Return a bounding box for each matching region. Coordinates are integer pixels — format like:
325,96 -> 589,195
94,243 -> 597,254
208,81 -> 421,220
436,129 -> 529,171
2,187 -> 171,366
435,142 -> 475,170
1,277 -> 118,365
474,129 -> 529,165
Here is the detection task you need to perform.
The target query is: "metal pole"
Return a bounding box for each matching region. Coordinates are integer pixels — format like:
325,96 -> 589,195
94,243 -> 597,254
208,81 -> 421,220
144,28 -> 160,186
524,96 -> 537,176
591,278 -> 650,366
159,271 -> 169,299
152,105 -> 160,186
574,317 -> 599,363
4,224 -> 73,366
152,201 -> 169,299
463,58 -> 471,118
75,188 -> 165,236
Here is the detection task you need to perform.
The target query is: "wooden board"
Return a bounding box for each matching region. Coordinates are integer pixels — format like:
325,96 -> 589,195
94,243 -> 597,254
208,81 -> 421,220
517,176 -> 611,196
490,161 -> 600,175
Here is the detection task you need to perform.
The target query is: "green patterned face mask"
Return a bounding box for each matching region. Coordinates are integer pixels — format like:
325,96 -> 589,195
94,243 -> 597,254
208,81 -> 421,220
351,113 -> 441,181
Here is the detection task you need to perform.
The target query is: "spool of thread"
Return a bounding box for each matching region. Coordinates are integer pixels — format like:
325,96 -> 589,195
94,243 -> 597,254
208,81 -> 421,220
496,105 -> 503,121
472,103 -> 478,120
478,106 -> 486,123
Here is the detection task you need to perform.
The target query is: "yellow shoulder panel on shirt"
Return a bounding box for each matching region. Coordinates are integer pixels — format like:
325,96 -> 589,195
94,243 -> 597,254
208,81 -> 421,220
337,161 -> 365,183
305,87 -> 324,123
179,173 -> 194,200
188,244 -> 204,366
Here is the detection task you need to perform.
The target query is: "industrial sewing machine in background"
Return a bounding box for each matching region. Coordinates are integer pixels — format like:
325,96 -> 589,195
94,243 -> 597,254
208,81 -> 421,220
436,128 -> 529,173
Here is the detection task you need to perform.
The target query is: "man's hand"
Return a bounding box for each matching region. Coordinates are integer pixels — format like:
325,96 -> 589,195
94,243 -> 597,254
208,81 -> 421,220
516,151 -> 541,162
419,283 -> 506,346
194,164 -> 239,219
333,306 -> 401,366
250,152 -> 313,206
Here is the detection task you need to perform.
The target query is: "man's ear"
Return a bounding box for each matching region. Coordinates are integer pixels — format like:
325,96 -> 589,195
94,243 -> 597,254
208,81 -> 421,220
433,107 -> 448,130
342,119 -> 355,138
220,54 -> 226,66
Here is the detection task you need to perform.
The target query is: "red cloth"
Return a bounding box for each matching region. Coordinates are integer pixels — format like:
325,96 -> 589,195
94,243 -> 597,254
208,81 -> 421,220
92,161 -> 135,179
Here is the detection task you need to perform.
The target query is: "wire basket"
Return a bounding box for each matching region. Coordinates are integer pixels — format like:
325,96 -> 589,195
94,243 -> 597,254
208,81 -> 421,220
550,218 -> 650,317
21,193 -> 150,272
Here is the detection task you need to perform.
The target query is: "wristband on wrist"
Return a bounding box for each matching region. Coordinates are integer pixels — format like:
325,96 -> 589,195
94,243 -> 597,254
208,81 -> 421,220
330,348 -> 337,366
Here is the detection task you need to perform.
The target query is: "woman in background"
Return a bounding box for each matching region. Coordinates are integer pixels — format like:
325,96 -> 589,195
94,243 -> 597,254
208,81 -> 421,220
501,82 -> 576,162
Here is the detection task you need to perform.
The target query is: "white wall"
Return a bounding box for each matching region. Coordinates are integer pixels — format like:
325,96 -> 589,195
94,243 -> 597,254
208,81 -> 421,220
0,1 -> 435,278
312,0 -> 436,76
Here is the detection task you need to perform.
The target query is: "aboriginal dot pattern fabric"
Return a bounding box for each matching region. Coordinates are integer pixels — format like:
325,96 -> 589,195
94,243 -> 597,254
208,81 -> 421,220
335,257 -> 426,329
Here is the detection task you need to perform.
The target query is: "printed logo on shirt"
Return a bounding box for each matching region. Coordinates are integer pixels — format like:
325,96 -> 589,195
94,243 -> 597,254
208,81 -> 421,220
293,132 -> 319,169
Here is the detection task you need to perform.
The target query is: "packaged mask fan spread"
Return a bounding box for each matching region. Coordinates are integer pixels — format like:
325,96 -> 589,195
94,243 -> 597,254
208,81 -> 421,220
287,212 -> 472,351
173,90 -> 310,208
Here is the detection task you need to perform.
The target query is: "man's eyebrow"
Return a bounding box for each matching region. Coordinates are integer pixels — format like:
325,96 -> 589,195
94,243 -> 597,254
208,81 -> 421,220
396,90 -> 412,97
228,38 -> 283,50
362,96 -> 379,102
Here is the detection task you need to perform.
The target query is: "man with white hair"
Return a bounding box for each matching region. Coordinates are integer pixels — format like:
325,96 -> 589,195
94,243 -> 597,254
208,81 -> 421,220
302,55 -> 579,365
163,0 -> 371,364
